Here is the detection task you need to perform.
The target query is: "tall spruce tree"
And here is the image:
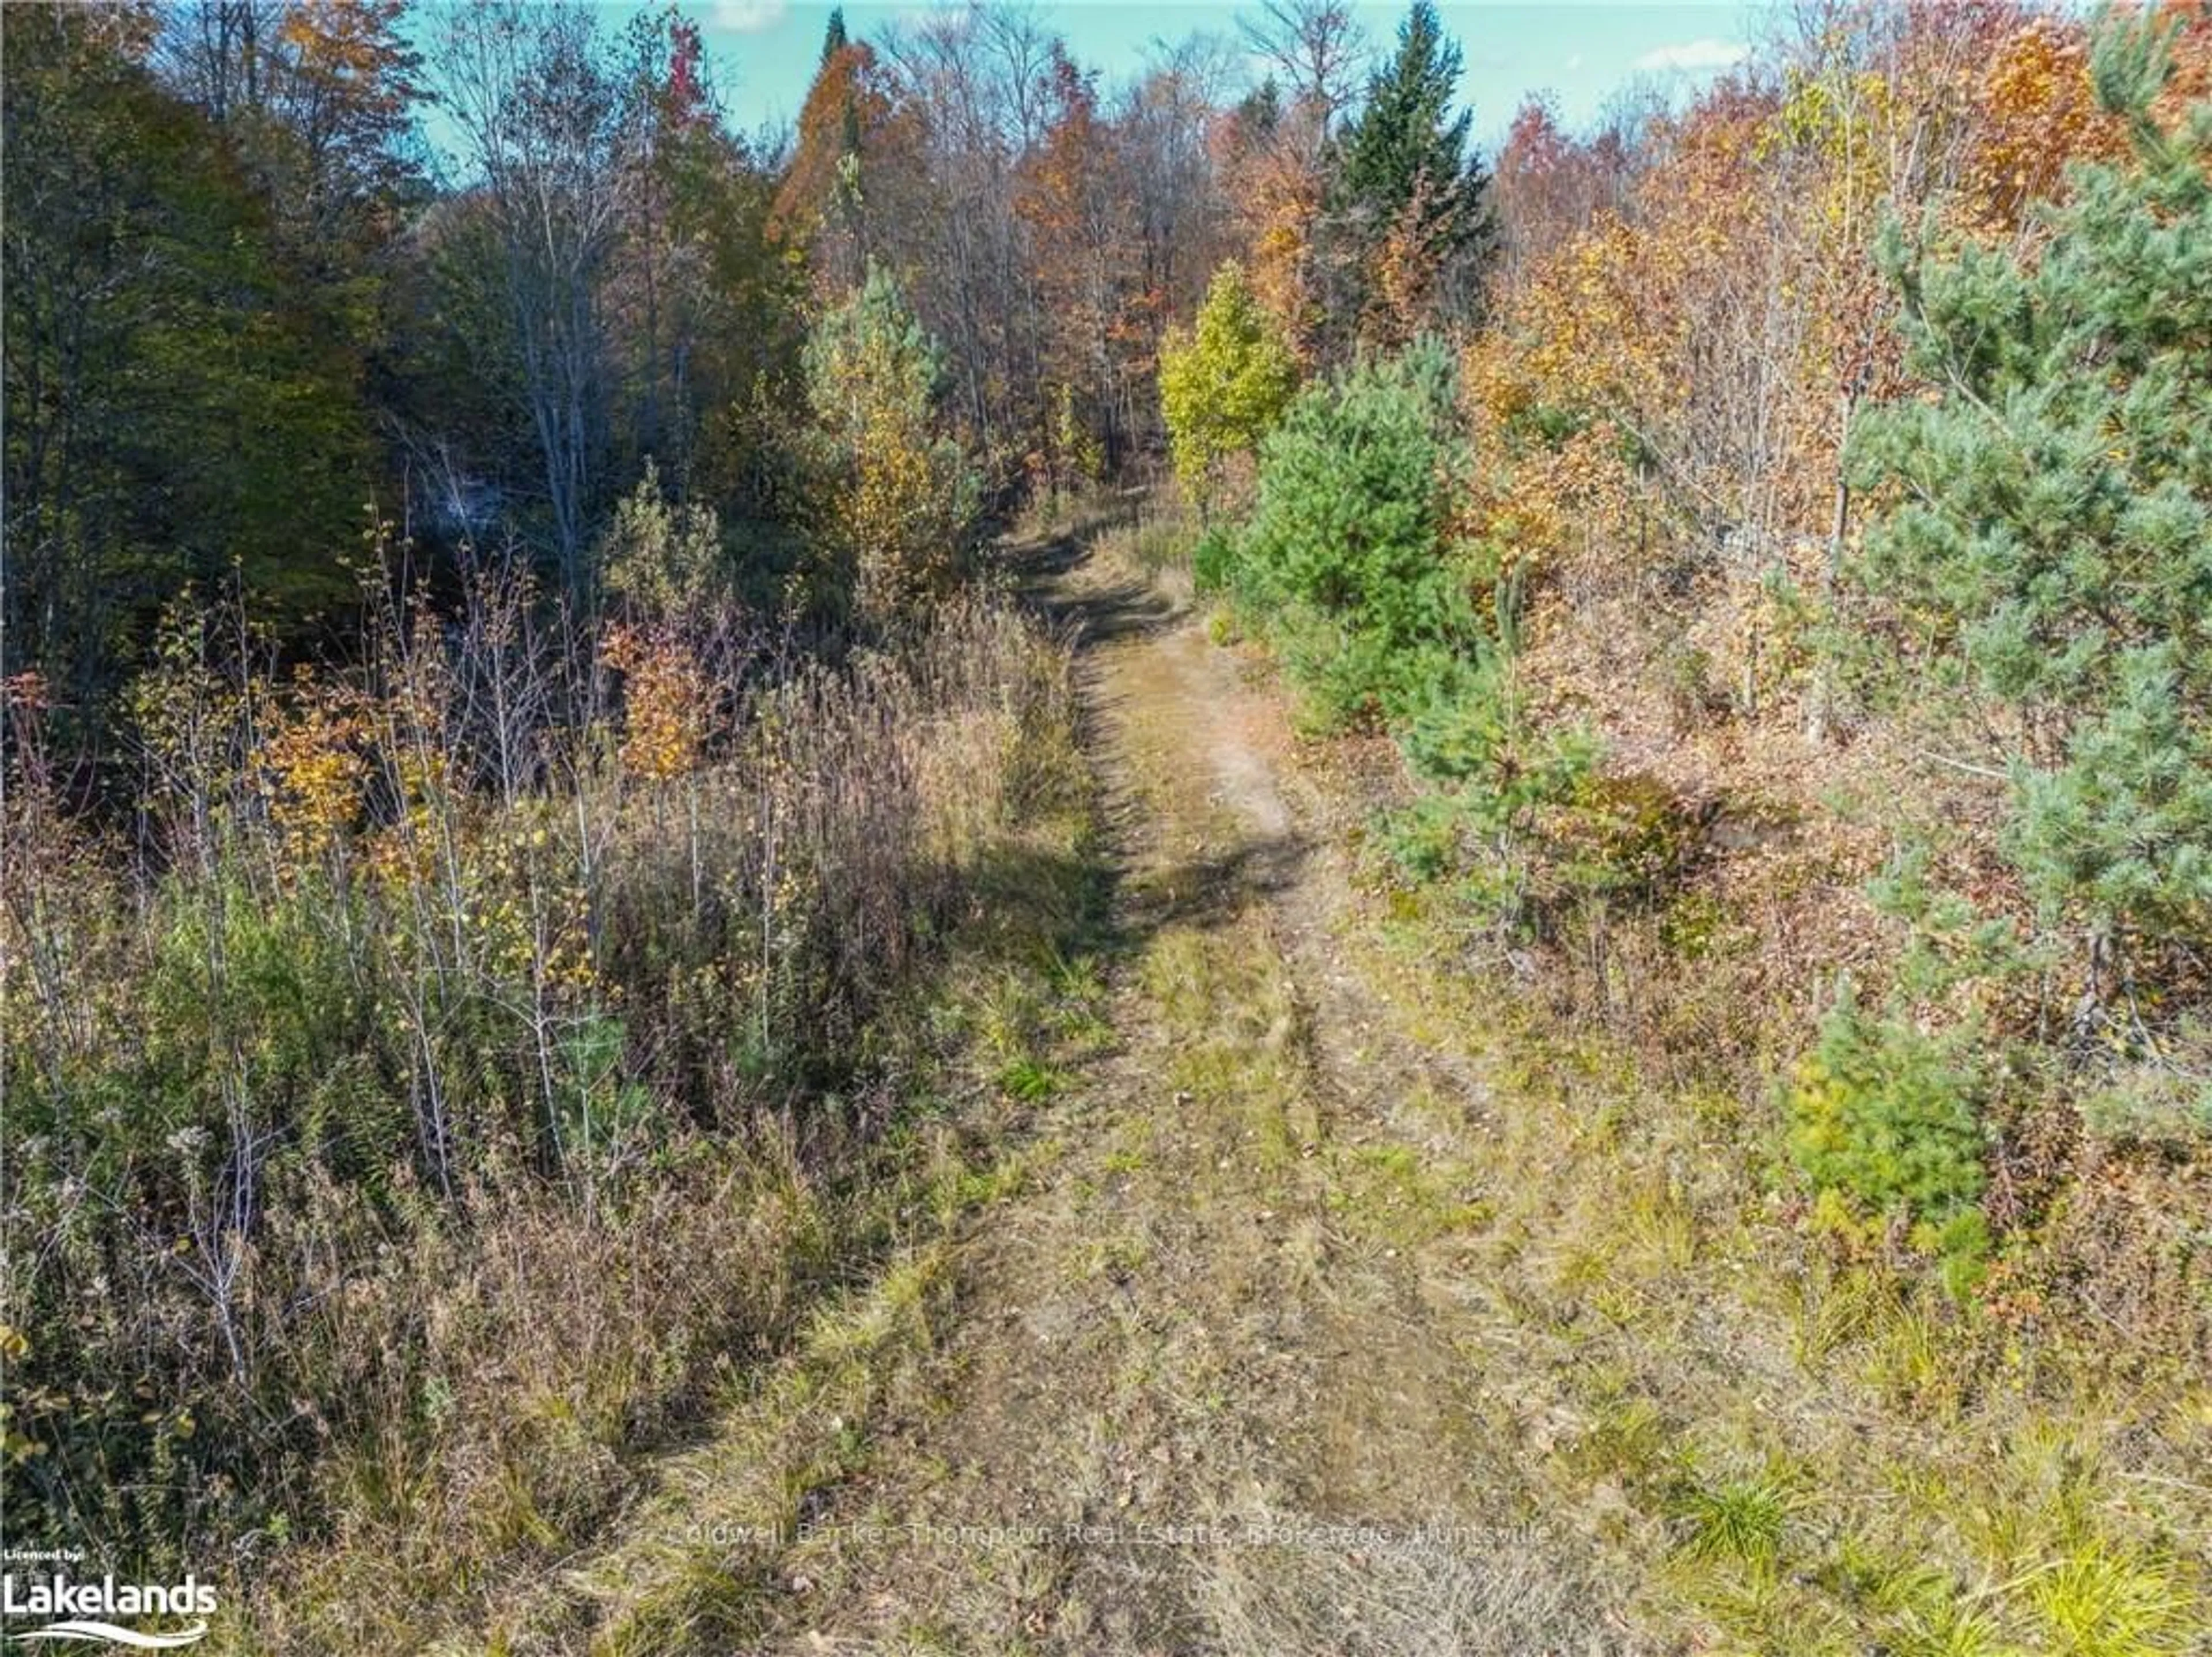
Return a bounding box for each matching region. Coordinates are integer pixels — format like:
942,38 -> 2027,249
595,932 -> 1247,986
1334,1 -> 1491,293
1848,13 -> 2212,985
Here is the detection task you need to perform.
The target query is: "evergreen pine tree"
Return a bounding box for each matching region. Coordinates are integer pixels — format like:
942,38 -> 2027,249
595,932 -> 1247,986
1849,12 -> 2212,975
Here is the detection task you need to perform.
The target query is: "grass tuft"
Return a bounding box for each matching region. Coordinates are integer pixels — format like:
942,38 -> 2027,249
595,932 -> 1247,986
1671,1471 -> 1797,1567
2024,1541 -> 2198,1657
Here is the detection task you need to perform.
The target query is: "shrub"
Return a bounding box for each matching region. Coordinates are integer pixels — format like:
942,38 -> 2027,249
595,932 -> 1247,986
2078,1054 -> 2212,1152
1190,524 -> 1238,593
1787,988 -> 1988,1227
1392,646 -> 1513,784
1227,340 -> 1480,729
599,461 -> 733,623
1377,795 -> 1474,883
1549,771 -> 1698,903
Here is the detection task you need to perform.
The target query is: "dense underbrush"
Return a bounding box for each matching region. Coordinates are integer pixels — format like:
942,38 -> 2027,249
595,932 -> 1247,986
1181,9 -> 2210,1376
1,551 -> 1095,1629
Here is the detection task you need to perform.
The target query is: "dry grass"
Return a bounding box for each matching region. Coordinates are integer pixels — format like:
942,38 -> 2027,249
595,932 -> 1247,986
229,1145 -> 826,1651
1323,886 -> 2212,1656
1090,502 -> 1200,583
1,561 -> 1101,1651
1197,1496 -> 1617,1657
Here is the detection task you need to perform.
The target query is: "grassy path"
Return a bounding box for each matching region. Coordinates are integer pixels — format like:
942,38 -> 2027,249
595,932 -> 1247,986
483,518 -> 2209,1657
574,525 -> 1633,1655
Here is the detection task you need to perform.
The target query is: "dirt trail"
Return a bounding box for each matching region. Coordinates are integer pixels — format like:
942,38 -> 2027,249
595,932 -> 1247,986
505,520 -> 2212,1657
725,530 -> 1637,1654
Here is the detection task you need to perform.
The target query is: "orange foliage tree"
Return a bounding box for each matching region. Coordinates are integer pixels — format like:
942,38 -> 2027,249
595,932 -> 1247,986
771,31 -> 910,292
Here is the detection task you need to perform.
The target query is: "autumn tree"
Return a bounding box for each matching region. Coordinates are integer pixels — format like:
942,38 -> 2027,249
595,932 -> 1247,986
3,5 -> 380,730
1490,93 -> 1642,294
271,1 -> 423,235
1158,261 -> 1301,505
603,9 -> 800,498
156,0 -> 286,122
1019,43 -> 1140,474
773,15 -> 904,294
1104,35 -> 1247,448
873,6 -> 1052,447
154,1 -> 426,404
802,265 -> 981,629
433,1 -> 623,596
1240,0 -> 1368,137
1217,77 -> 1334,360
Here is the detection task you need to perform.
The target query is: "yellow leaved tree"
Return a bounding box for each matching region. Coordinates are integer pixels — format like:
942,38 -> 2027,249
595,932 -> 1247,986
1158,260 -> 1301,510
802,264 -> 981,631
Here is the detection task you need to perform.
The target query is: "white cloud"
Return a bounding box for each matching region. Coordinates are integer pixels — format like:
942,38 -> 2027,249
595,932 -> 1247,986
1634,39 -> 1749,74
1565,52 -> 1584,72
712,0 -> 787,35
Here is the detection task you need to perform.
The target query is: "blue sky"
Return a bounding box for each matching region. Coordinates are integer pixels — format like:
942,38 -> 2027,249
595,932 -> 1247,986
681,1 -> 1773,148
